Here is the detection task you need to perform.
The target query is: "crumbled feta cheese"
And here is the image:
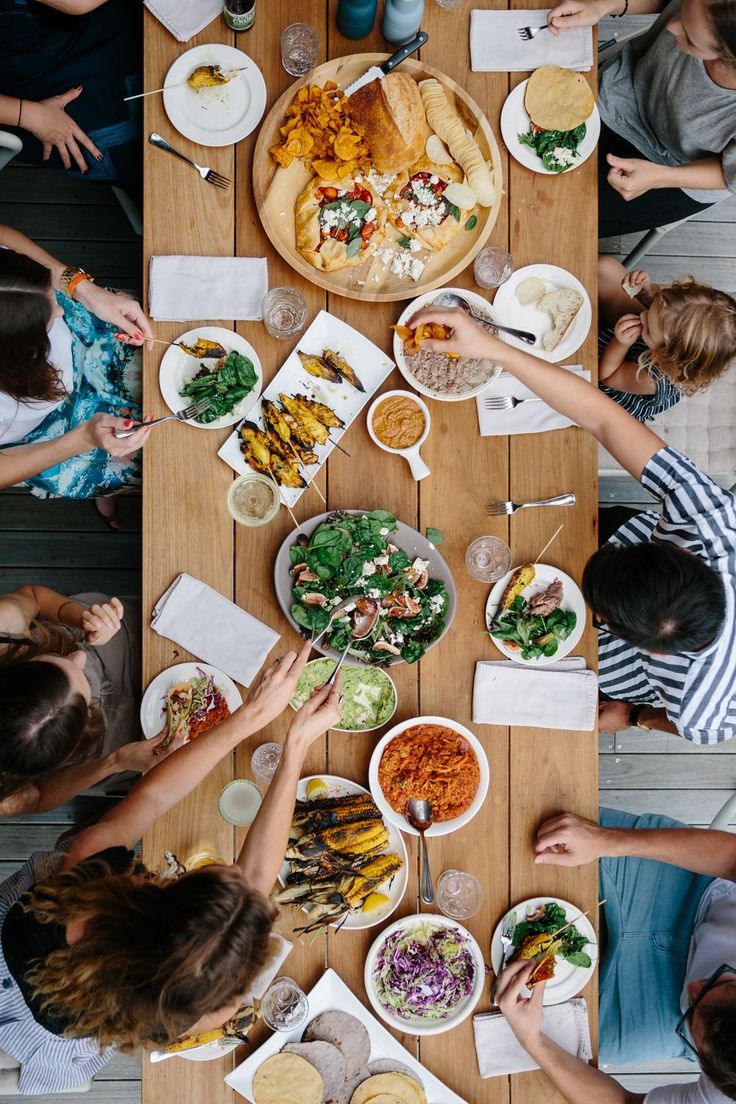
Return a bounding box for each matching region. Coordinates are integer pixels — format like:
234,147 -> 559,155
412,558 -> 430,573
374,554 -> 389,566
429,595 -> 445,613
409,238 -> 422,253
551,146 -> 577,167
365,207 -> 377,223
409,258 -> 425,281
379,527 -> 390,536
429,175 -> 439,185
388,631 -> 405,646
362,562 -> 377,576
367,588 -> 382,599
367,169 -> 394,195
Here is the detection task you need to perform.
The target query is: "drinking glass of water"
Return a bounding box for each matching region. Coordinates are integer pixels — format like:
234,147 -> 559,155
281,23 -> 320,77
260,977 -> 309,1031
465,535 -> 511,584
250,742 -> 282,788
434,0 -> 465,8
437,870 -> 483,920
261,287 -> 308,340
474,247 -> 514,289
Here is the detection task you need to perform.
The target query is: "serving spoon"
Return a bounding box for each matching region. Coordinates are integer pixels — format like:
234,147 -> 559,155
407,797 -> 435,906
432,291 -> 537,346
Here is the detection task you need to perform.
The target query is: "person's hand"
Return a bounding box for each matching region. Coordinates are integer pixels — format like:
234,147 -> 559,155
623,269 -> 651,294
20,88 -> 102,172
598,698 -> 632,732
286,673 -> 343,751
613,313 -> 643,348
73,282 -> 154,350
81,597 -> 124,646
534,812 -> 609,866
496,961 -> 546,1050
115,729 -> 186,774
245,641 -> 311,728
547,0 -> 609,34
606,155 -> 666,202
78,412 -> 152,457
406,306 -> 503,361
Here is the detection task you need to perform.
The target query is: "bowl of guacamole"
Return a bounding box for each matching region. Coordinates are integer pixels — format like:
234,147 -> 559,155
291,659 -> 397,732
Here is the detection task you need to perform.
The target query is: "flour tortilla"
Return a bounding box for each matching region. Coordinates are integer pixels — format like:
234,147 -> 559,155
253,1053 -> 323,1104
304,1011 -> 371,1081
350,1072 -> 426,1104
282,1041 -> 346,1102
367,1061 -> 424,1089
524,66 -> 595,131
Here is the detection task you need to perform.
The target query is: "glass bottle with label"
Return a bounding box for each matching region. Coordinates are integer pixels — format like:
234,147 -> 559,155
223,0 -> 255,32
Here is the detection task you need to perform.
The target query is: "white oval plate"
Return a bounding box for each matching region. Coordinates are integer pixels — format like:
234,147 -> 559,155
491,897 -> 598,1006
485,563 -> 586,665
159,326 -> 262,430
393,287 -> 503,402
500,79 -> 600,176
365,913 -> 486,1035
492,263 -> 592,363
278,775 -> 408,931
368,715 -> 490,838
140,662 -> 243,740
163,44 -> 267,147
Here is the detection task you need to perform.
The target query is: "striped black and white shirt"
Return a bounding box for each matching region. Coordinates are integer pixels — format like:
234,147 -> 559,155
598,447 -> 736,744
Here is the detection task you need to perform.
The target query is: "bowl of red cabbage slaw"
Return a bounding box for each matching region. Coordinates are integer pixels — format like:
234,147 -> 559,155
364,914 -> 486,1035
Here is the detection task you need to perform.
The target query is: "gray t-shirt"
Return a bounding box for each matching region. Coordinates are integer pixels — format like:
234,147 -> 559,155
599,0 -> 736,203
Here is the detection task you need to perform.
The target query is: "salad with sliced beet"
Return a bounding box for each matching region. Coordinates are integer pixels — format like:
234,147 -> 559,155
373,921 -> 477,1022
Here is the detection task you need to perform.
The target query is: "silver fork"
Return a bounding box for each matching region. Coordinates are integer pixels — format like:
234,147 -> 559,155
113,396 -> 212,439
486,492 -> 577,516
484,395 -> 542,411
148,132 -> 231,189
491,909 -> 517,1003
518,23 -> 550,40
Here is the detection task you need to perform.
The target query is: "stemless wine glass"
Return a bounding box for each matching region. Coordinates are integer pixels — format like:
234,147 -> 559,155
437,870 -> 483,920
261,287 -> 308,340
474,247 -> 514,289
434,0 -> 465,8
260,977 -> 309,1031
227,474 -> 281,527
465,535 -> 511,584
250,743 -> 282,788
280,23 -> 320,77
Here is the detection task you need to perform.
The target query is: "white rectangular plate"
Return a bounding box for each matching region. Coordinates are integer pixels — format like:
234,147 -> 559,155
225,968 -> 469,1104
218,311 -> 395,505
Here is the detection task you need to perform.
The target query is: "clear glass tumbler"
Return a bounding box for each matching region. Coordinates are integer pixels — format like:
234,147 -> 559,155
280,23 -> 320,77
250,742 -> 282,788
260,976 -> 309,1031
465,535 -> 511,584
261,287 -> 308,340
218,779 -> 263,826
474,247 -> 514,289
434,0 -> 465,8
437,869 -> 483,920
227,473 -> 281,527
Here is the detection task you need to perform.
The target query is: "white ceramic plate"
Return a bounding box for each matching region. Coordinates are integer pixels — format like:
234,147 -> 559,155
500,79 -> 600,176
485,563 -> 586,665
139,662 -> 243,740
491,897 -> 598,1006
159,326 -> 262,430
492,263 -> 592,362
277,775 -> 408,931
393,286 -> 504,402
368,715 -> 490,838
219,311 -> 395,505
162,44 -> 267,147
364,914 -> 486,1036
226,967 -> 470,1104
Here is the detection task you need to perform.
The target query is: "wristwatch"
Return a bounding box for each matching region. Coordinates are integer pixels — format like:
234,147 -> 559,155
59,265 -> 94,300
629,704 -> 651,731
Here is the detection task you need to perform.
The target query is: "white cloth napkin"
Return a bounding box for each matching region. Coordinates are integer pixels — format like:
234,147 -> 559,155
470,9 -> 594,72
473,656 -> 598,731
474,999 -> 592,1077
476,366 -> 590,436
143,0 -> 222,43
151,573 -> 280,687
149,256 -> 269,322
246,933 -> 293,1000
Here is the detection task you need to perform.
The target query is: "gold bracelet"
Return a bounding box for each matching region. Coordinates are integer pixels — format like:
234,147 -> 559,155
59,266 -> 95,299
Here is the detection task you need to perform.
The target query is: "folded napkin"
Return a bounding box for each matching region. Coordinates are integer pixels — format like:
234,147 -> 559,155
247,933 -> 293,1000
149,256 -> 269,322
151,573 -> 280,687
476,366 -> 591,436
470,9 -> 594,72
473,656 -> 598,731
144,0 -> 222,43
474,999 -> 592,1077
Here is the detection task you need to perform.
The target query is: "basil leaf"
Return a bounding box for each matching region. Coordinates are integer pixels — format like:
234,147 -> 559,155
345,236 -> 362,259
464,214 -> 478,231
398,235 -> 412,249
425,527 -> 444,546
445,201 -> 461,222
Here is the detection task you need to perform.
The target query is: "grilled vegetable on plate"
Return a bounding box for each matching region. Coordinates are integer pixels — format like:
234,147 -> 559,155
486,563 -> 585,665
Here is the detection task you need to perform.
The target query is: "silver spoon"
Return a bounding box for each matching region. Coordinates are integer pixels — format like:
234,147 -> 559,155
432,291 -> 537,346
407,797 -> 435,906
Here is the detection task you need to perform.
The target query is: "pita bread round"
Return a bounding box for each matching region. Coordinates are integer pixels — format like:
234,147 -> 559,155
524,66 -> 595,131
253,1053 -> 323,1104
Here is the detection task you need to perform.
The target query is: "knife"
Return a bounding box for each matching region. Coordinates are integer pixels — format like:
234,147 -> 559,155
344,32 -> 429,98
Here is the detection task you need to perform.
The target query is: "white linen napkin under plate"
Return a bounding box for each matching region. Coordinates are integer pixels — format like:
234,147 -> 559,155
474,999 -> 592,1077
476,366 -> 590,436
151,573 -> 280,687
143,0 -> 221,43
473,656 -> 598,731
470,10 -> 594,72
149,256 -> 269,322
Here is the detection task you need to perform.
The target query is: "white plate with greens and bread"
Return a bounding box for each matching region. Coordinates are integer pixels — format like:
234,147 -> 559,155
492,263 -> 592,362
253,54 -> 503,302
500,65 -> 600,176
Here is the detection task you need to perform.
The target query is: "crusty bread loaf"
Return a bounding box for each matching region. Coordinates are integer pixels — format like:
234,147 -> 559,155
348,72 -> 427,174
539,288 -> 583,351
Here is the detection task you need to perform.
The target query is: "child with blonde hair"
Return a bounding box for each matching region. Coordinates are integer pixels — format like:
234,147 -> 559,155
597,255 -> 736,422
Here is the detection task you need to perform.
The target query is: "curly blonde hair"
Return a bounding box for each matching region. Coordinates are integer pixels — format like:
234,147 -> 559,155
23,853 -> 275,1051
641,278 -> 736,395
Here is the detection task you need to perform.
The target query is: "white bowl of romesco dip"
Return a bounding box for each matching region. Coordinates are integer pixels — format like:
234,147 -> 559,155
367,389 -> 431,481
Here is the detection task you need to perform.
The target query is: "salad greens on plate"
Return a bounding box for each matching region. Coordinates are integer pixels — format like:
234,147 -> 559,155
373,921 -> 477,1022
518,123 -> 586,173
512,901 -> 592,969
490,594 -> 576,661
179,349 -> 257,424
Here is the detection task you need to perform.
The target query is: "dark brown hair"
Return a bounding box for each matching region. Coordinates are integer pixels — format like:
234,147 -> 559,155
0,248 -> 66,403
708,0 -> 736,63
698,1001 -> 736,1100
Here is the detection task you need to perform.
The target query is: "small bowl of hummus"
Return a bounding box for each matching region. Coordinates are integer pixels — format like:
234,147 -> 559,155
366,389 -> 431,482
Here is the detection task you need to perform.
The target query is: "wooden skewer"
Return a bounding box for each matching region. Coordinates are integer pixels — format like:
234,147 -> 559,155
331,436 -> 351,458
267,466 -> 300,530
534,523 -> 564,566
526,898 -> 606,983
286,443 -> 326,505
123,67 -> 248,101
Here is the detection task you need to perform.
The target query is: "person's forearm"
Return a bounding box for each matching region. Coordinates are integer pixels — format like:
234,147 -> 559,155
17,585 -> 86,630
0,225 -> 64,287
236,739 -> 304,896
657,157 -> 727,193
0,96 -> 25,131
0,429 -> 90,488
635,705 -> 679,736
599,820 -> 736,879
599,339 -> 629,381
33,750 -> 125,814
525,1035 -> 642,1104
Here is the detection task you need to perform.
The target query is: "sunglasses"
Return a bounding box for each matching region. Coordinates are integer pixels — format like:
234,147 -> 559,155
675,963 -> 736,1057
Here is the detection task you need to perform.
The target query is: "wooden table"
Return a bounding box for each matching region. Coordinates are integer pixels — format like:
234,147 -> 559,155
141,4 -> 598,1103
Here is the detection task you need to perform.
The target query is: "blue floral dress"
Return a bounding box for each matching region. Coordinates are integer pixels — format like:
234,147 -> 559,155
12,294 -> 142,499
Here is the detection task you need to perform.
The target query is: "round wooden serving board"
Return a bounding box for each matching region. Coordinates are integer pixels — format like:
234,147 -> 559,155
253,55 -> 503,303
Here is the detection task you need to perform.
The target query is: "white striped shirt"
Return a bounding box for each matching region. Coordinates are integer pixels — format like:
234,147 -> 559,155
598,447 -> 736,744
